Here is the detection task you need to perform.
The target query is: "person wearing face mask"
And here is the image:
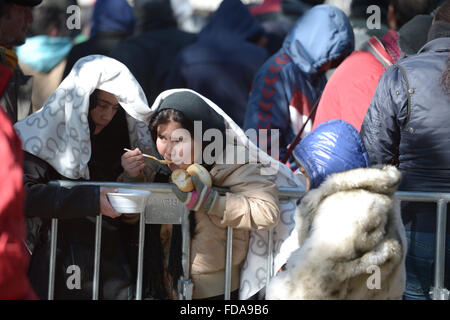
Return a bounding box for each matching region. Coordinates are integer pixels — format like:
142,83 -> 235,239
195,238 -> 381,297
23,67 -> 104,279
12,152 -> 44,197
14,55 -> 156,299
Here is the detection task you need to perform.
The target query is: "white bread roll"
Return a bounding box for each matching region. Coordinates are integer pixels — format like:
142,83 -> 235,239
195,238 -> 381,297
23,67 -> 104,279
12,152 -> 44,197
171,164 -> 212,192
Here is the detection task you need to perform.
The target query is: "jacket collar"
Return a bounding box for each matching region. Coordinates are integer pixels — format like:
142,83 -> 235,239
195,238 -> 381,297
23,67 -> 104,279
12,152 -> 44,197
418,37 -> 450,54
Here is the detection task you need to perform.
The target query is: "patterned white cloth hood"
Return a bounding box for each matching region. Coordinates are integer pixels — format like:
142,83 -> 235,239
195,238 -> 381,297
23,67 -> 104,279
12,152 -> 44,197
14,55 -> 153,180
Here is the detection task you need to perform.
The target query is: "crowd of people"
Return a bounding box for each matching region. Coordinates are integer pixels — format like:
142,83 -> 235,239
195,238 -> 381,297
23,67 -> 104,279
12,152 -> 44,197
0,0 -> 449,301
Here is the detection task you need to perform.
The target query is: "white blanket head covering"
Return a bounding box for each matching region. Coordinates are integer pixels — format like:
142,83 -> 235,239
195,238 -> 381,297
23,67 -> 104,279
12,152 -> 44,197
151,89 -> 305,299
14,55 -> 153,180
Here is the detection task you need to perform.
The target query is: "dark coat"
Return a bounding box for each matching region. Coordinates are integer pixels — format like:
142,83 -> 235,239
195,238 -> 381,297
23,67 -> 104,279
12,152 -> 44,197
243,5 -> 354,162
23,109 -> 164,300
361,37 -> 450,234
62,0 -> 136,79
165,0 -> 269,127
111,28 -> 197,105
62,32 -> 131,79
0,64 -> 33,123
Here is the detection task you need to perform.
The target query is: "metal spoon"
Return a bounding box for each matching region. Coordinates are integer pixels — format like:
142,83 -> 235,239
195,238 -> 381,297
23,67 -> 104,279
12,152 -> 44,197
123,148 -> 172,165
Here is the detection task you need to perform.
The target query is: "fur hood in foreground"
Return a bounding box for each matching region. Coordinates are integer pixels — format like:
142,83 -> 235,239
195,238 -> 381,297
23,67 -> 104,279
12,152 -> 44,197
266,166 -> 407,300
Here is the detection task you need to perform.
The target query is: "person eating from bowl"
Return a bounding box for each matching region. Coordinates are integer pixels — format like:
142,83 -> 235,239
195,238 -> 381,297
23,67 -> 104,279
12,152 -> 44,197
14,55 -> 155,300
121,89 -> 285,299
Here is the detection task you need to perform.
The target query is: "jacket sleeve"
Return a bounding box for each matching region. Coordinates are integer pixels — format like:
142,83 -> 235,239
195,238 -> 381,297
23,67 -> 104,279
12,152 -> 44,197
211,163 -> 280,231
23,152 -> 100,219
360,65 -> 408,166
243,59 -> 292,160
0,109 -> 37,299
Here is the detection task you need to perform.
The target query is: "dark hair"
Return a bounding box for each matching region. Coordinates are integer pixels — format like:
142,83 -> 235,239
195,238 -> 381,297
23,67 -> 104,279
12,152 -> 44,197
87,89 -> 125,136
149,108 -> 194,144
0,1 -> 11,18
28,3 -> 76,37
87,90 -> 99,135
390,0 -> 435,28
434,0 -> 450,23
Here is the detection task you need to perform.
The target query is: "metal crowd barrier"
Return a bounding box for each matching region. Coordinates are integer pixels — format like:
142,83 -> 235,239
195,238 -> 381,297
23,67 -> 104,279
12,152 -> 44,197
46,181 -> 449,300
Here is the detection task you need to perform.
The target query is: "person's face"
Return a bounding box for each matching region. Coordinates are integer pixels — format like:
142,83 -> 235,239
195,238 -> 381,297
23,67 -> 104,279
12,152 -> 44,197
89,90 -> 120,135
156,120 -> 199,172
0,4 -> 33,46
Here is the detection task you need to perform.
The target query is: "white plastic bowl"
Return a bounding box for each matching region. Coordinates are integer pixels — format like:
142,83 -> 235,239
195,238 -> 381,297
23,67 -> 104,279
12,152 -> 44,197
106,188 -> 151,214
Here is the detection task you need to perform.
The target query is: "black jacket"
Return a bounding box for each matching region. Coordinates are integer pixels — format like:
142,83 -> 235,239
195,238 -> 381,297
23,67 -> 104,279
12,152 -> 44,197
24,151 -> 138,300
62,32 -> 131,79
361,37 -> 450,233
23,107 -> 153,300
0,63 -> 33,123
111,27 -> 197,105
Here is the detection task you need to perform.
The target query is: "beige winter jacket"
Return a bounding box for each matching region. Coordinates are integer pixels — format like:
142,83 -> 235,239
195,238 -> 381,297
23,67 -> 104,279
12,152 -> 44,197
120,161 -> 279,299
189,162 -> 279,298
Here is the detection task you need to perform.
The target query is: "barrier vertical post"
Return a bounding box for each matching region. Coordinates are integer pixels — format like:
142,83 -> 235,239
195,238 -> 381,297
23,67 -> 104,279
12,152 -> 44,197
48,218 -> 58,300
224,227 -> 233,300
92,215 -> 102,300
178,207 -> 193,300
430,200 -> 449,300
136,211 -> 146,300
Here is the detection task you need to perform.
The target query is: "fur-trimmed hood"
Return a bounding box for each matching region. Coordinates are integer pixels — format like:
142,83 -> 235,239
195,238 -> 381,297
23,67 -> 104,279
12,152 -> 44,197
266,166 -> 407,300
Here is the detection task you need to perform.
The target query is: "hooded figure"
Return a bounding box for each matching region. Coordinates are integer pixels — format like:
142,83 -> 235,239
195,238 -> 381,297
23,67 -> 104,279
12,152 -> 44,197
165,0 -> 269,127
62,0 -> 136,79
243,4 -> 354,166
121,88 -> 304,299
111,0 -> 197,107
295,120 -> 370,189
266,120 -> 407,299
17,0 -> 76,111
14,55 -> 157,300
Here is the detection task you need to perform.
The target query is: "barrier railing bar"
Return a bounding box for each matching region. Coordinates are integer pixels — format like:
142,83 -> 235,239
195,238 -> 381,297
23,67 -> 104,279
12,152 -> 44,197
136,210 -> 146,300
48,218 -> 58,300
395,192 -> 450,202
224,227 -> 233,300
46,181 -> 448,300
92,215 -> 102,300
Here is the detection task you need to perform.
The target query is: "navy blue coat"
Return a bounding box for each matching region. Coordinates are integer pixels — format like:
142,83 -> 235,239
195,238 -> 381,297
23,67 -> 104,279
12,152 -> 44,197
361,37 -> 450,233
165,0 -> 269,127
243,5 -> 354,162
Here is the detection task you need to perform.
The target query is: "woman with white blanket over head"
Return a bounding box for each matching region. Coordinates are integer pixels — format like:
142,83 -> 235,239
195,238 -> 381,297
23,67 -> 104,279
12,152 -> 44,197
13,55 -> 159,299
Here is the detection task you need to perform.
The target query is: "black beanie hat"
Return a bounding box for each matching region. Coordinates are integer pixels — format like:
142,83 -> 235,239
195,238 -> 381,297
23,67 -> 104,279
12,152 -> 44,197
155,91 -> 226,136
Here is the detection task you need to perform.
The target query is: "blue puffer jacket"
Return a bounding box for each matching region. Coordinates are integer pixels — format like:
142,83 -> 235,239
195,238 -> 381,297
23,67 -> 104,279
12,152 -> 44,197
293,120 -> 369,189
165,0 -> 269,127
243,4 -> 354,163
